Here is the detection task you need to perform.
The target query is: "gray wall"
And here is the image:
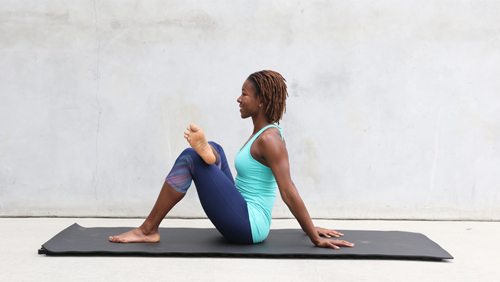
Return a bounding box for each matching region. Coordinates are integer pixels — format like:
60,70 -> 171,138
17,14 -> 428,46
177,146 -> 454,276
1,0 -> 499,220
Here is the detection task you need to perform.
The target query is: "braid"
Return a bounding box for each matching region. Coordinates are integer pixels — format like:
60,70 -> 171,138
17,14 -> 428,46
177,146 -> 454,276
247,70 -> 288,124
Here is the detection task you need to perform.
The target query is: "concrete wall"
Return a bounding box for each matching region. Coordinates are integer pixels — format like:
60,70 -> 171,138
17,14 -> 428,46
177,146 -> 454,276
1,0 -> 499,220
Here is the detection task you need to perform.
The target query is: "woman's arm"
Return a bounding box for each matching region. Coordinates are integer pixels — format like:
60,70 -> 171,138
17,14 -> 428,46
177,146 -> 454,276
257,130 -> 354,249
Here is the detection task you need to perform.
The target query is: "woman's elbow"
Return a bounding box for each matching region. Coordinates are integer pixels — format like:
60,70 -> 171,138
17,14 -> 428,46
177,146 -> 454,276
281,193 -> 292,206
280,188 -> 299,206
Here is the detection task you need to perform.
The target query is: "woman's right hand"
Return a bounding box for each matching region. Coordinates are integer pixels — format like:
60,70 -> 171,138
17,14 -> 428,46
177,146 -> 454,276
314,237 -> 354,249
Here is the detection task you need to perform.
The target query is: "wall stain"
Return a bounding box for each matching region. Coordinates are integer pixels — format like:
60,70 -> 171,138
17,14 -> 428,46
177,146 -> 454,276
456,100 -> 500,142
157,95 -> 207,162
346,96 -> 369,140
166,9 -> 218,31
299,137 -> 319,190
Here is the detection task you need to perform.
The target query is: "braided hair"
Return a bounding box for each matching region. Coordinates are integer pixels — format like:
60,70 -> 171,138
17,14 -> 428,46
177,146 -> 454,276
247,70 -> 288,125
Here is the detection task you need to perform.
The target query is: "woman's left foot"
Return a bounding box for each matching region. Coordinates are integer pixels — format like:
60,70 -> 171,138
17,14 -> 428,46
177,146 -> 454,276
184,124 -> 216,165
109,227 -> 160,243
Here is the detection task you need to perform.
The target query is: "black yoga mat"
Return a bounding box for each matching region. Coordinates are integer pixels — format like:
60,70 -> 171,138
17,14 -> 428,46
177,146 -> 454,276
38,223 -> 453,260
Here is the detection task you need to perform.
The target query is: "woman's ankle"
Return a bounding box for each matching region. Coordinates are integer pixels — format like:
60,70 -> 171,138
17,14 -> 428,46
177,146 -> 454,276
139,222 -> 157,235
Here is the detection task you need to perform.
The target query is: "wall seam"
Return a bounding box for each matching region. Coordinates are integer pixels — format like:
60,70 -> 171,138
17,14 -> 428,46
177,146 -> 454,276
93,0 -> 102,209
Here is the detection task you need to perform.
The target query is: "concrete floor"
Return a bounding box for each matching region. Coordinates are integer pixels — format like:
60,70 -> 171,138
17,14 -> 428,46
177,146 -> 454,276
2,217 -> 499,282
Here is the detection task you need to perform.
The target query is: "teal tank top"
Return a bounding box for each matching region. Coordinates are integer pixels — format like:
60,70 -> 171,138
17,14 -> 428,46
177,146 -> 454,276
234,125 -> 283,243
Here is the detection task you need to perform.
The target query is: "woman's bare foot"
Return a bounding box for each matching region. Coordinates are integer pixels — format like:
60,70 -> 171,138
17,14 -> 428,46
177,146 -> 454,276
108,227 -> 160,243
184,123 -> 216,165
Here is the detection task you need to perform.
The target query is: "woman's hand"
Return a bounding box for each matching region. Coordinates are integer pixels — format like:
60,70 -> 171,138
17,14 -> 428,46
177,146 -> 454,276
313,227 -> 354,249
315,226 -> 344,238
315,237 -> 354,249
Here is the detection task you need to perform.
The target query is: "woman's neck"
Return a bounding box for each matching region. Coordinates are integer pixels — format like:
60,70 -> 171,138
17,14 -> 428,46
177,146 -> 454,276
251,116 -> 273,134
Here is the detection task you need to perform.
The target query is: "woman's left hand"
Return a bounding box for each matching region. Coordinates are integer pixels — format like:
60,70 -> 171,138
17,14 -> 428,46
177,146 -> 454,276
315,226 -> 344,238
315,237 -> 354,249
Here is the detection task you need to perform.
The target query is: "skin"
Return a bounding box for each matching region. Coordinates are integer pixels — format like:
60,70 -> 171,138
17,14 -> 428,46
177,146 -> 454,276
110,77 -> 354,250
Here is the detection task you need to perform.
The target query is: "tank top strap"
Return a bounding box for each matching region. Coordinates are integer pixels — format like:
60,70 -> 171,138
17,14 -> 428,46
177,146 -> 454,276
249,125 -> 282,145
240,125 -> 283,152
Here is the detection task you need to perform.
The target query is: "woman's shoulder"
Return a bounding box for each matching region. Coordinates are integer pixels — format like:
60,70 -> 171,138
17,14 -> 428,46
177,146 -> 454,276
256,126 -> 285,149
254,126 -> 287,164
260,126 -> 282,139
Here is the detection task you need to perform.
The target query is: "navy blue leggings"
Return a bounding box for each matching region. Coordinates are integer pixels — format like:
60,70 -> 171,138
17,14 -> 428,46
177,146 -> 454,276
165,142 -> 253,244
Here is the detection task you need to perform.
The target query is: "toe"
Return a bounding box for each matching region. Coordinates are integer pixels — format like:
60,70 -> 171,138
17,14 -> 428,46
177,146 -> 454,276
189,123 -> 199,132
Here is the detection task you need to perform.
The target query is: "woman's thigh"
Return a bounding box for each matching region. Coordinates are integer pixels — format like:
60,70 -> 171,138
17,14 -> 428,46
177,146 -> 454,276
184,147 -> 253,244
208,141 -> 234,184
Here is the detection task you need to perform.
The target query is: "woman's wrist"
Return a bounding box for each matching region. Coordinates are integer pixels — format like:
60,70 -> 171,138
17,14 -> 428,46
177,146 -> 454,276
309,233 -> 321,245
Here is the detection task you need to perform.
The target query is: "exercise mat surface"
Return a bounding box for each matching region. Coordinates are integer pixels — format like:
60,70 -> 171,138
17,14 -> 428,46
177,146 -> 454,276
38,223 -> 453,260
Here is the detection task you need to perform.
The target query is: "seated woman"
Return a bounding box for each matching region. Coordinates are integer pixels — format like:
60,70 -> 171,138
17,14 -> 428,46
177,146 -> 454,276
109,70 -> 354,249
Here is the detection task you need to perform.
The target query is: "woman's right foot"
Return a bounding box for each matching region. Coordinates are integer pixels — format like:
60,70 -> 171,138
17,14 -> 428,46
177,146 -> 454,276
109,227 -> 160,243
184,124 -> 216,165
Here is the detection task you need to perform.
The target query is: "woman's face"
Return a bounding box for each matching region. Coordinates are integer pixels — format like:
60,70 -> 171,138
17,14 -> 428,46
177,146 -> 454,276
237,79 -> 261,119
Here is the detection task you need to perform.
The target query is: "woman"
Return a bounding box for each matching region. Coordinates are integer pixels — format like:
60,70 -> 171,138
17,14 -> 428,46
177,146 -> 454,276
109,70 -> 354,249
